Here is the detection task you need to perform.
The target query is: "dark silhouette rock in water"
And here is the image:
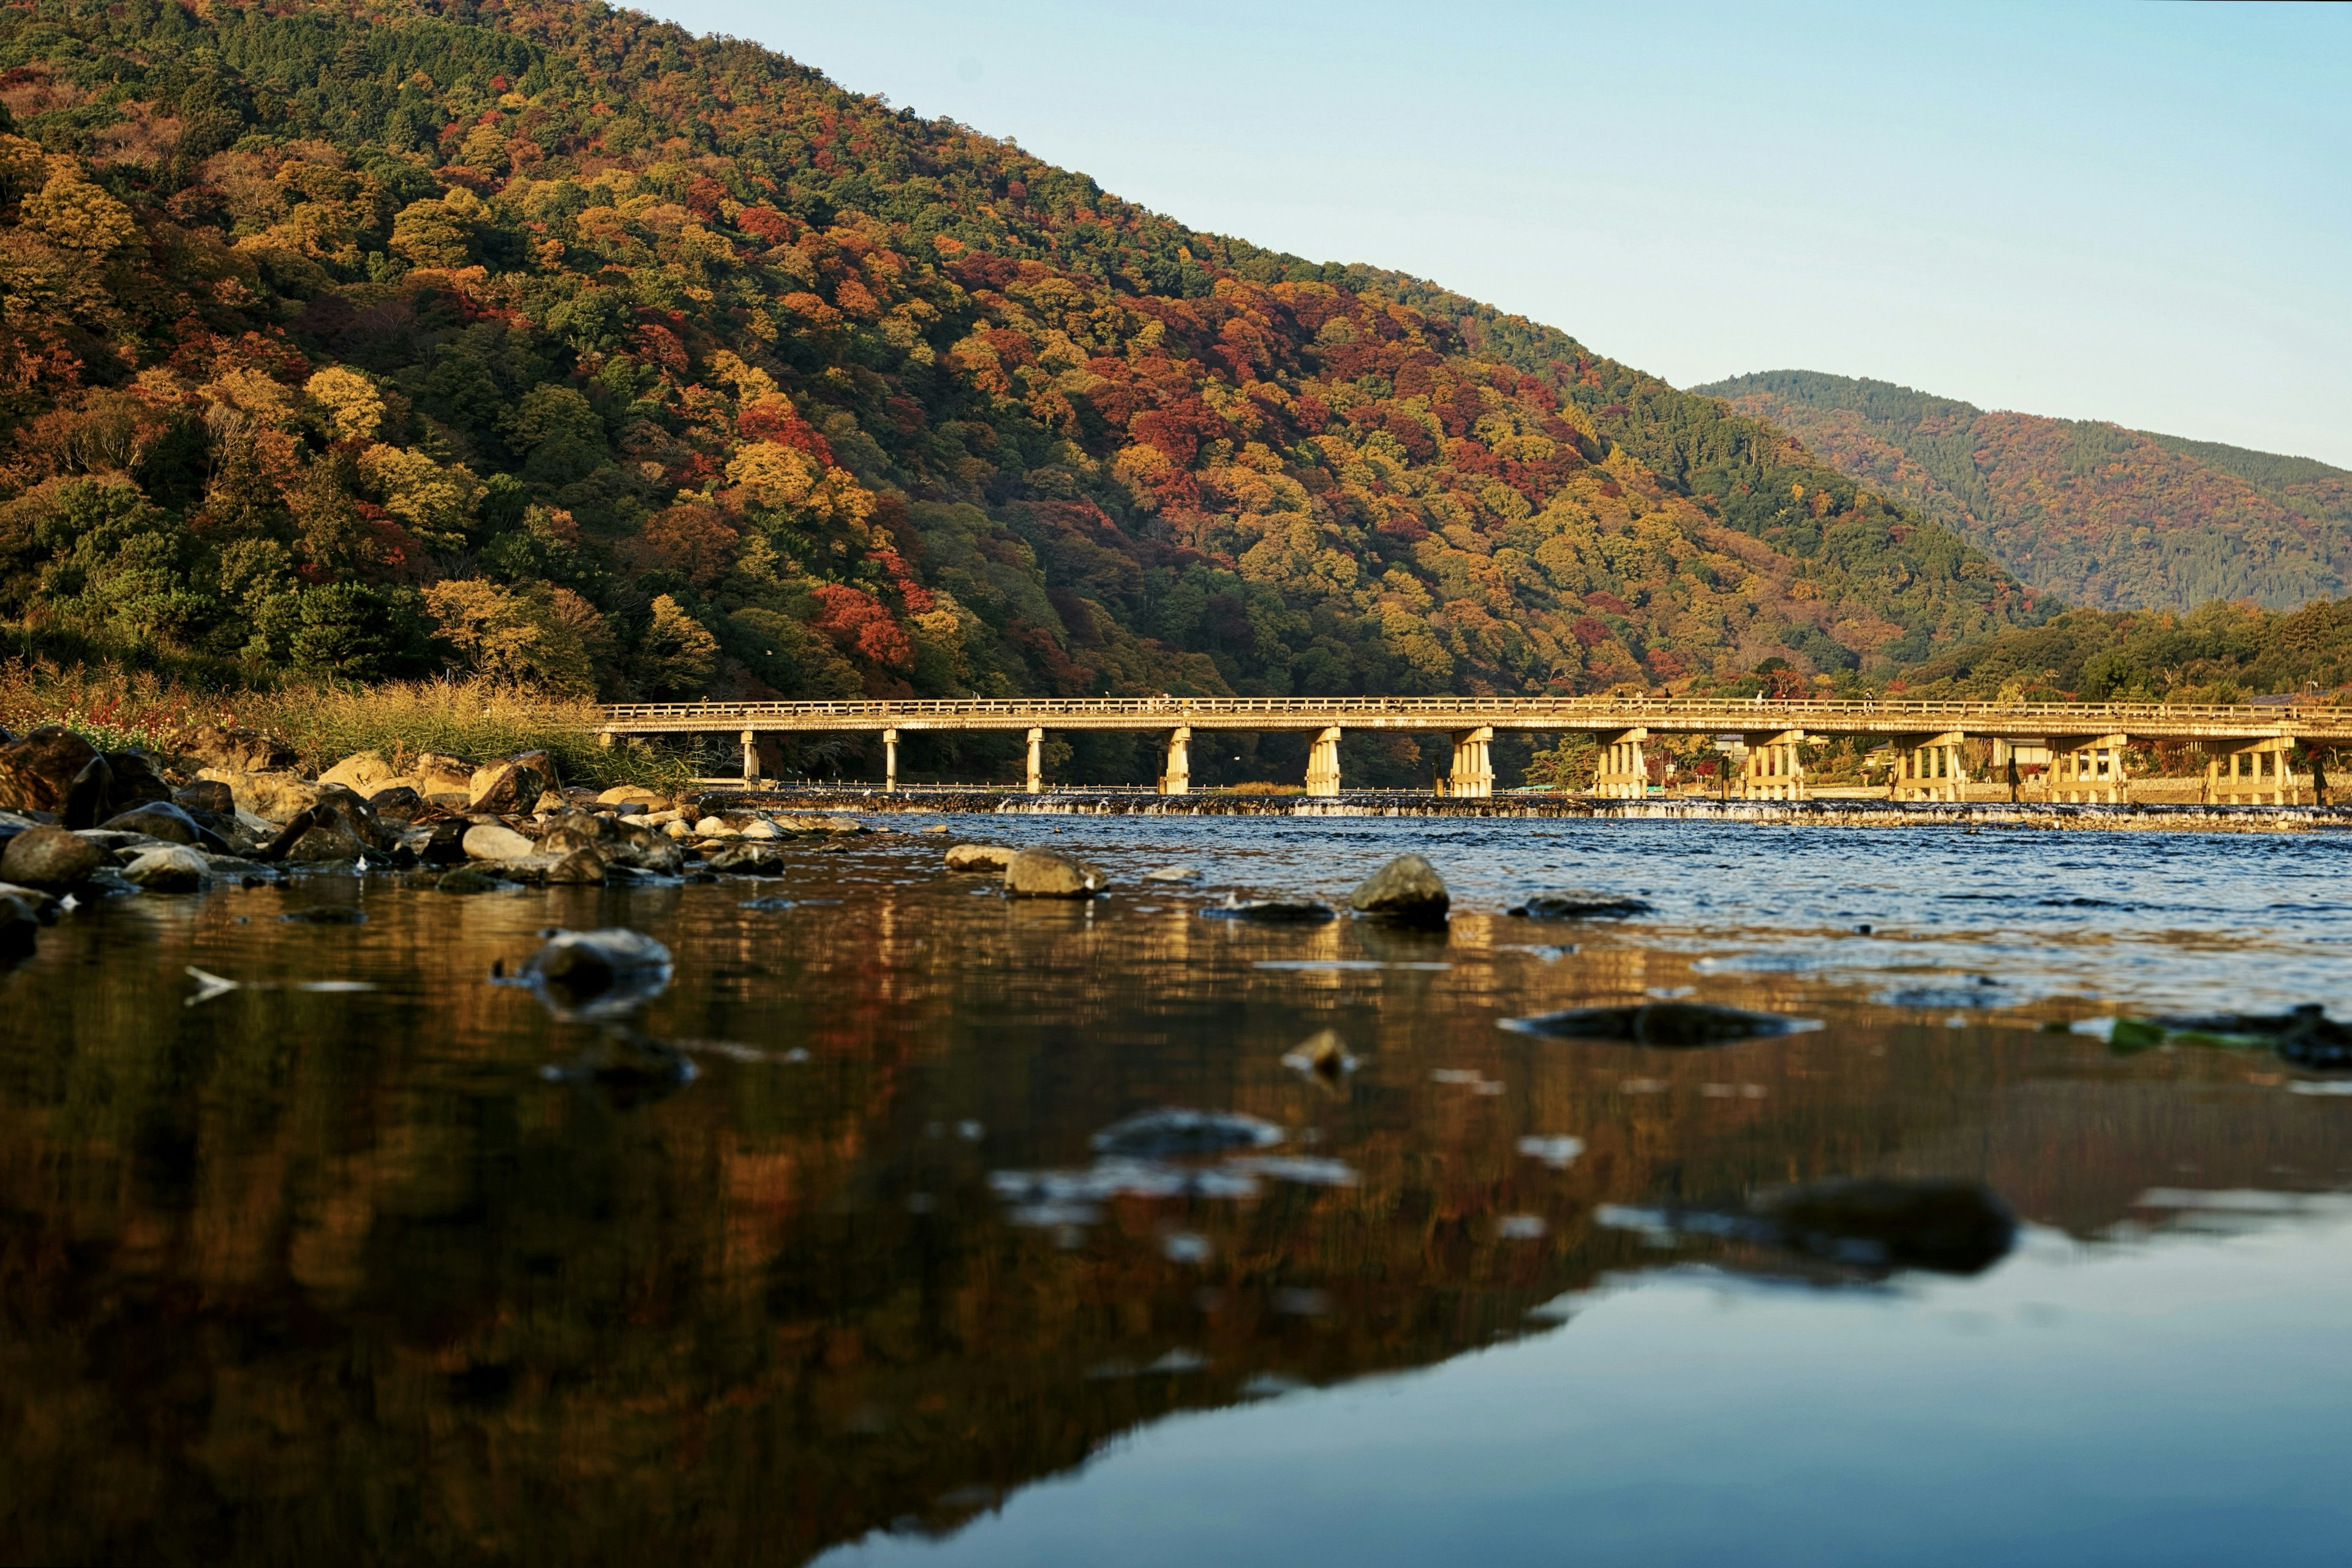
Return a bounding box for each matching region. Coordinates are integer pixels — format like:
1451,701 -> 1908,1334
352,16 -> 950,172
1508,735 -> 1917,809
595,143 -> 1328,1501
1348,854 -> 1449,925
1202,895 -> 1335,923
435,868 -> 500,895
1003,848 -> 1104,899
1509,893 -> 1655,919
281,906 -> 368,924
1752,1178 -> 2017,1277
548,1030 -> 696,1109
2133,1003 -> 2352,1071
62,755 -> 113,830
1502,1001 -> 1814,1047
523,929 -> 674,1019
0,826 -> 103,889
1091,1108 -> 1284,1159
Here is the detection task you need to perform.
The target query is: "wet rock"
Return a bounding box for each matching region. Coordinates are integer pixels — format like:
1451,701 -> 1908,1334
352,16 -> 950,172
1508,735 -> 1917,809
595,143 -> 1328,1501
1202,895 -> 1335,923
1281,1028 -> 1355,1087
62,755 -> 113,830
319,750 -> 402,794
2131,1003 -> 2352,1070
421,818 -> 470,866
254,809 -> 317,864
601,835 -> 684,877
311,787 -> 393,850
0,881 -> 62,921
1004,847 -> 1104,899
740,895 -> 795,911
1140,865 -> 1201,883
944,843 -> 1017,872
174,780 -> 236,816
1092,1107 -> 1284,1159
0,826 -> 103,889
550,1030 -> 695,1107
546,845 -> 608,884
1752,1179 -> 2017,1277
1348,854 -> 1450,926
1502,1001 -> 1815,1047
367,785 -> 424,822
0,726 -> 102,815
183,725 -> 296,775
522,929 -> 673,1019
102,750 -> 172,810
775,813 -> 864,835
466,759 -> 547,815
1509,892 -> 1656,920
99,801 -> 207,846
285,824 -> 369,864
706,842 -> 784,875
281,905 -> 367,924
122,845 -> 210,892
436,867 -> 501,895
463,823 -> 535,861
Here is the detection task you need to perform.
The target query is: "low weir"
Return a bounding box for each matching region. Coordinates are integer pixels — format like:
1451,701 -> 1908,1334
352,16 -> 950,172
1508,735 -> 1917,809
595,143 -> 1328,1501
600,695 -> 2352,806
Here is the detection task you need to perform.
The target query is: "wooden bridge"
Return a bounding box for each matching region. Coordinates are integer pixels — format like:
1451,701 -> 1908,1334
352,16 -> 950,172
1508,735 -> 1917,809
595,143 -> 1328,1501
598,696 -> 2352,804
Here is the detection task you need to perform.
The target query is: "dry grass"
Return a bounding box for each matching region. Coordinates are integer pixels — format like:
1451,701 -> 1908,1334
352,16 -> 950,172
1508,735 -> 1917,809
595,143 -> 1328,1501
0,659 -> 690,791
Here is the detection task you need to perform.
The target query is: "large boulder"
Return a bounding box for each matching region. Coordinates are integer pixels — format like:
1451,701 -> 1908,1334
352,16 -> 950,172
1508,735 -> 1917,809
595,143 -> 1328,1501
366,785 -> 424,822
183,725 -> 296,775
0,727 -> 101,815
122,845 -> 210,891
0,825 -> 104,889
462,822 -> 535,861
99,801 -> 208,847
545,845 -> 608,884
102,750 -> 173,810
412,752 -> 476,800
204,769 -> 320,823
466,759 -> 547,815
173,780 -> 236,816
1003,847 -> 1104,899
318,750 -> 403,794
62,755 -> 113,829
1348,854 -> 1450,926
284,823 -> 369,864
945,843 -> 1017,872
597,784 -> 667,809
309,786 -> 393,851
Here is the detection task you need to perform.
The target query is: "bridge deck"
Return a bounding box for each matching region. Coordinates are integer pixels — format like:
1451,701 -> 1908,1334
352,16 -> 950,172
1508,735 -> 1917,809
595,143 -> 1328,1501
599,696 -> 2352,744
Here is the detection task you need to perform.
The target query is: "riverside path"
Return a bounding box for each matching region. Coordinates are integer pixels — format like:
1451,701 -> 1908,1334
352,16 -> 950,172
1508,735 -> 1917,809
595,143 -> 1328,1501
598,695 -> 2352,805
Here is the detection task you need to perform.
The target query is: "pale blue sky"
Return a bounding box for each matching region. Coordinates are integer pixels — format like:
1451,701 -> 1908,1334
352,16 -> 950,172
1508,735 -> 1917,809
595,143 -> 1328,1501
646,1 -> 2351,467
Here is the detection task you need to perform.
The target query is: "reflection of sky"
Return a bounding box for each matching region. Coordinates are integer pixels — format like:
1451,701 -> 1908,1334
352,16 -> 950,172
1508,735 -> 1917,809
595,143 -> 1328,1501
938,816 -> 2352,1014
823,1213 -> 2352,1567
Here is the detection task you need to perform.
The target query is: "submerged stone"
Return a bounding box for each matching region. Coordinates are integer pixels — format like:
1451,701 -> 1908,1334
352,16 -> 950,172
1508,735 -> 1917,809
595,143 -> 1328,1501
522,928 -> 674,1019
1347,854 -> 1450,925
435,868 -> 501,895
1502,1001 -> 1815,1047
1203,896 -> 1335,923
1752,1178 -> 2017,1277
1509,892 -> 1656,919
1091,1107 -> 1284,1159
2128,1003 -> 2352,1070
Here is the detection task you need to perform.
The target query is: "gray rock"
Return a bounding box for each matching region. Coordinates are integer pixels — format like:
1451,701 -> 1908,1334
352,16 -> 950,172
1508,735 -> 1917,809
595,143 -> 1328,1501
706,842 -> 784,875
122,845 -> 210,892
1004,847 -> 1104,899
1509,893 -> 1656,920
1348,854 -> 1450,925
463,823 -> 535,861
1502,1001 -> 1814,1047
523,928 -> 673,1019
945,842 -> 1017,872
0,825 -> 104,889
435,867 -> 501,895
285,824 -> 368,864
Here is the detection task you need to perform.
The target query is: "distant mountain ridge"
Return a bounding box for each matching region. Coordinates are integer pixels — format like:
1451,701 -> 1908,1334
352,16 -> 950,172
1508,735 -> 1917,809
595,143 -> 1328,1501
1696,370 -> 2352,614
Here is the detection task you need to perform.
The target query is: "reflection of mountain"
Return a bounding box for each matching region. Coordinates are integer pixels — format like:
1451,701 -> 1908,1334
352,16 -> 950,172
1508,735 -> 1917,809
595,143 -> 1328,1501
0,870 -> 2340,1563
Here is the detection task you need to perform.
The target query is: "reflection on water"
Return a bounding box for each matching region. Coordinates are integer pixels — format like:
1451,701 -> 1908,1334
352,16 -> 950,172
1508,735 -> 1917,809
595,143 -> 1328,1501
2,817 -> 2350,1564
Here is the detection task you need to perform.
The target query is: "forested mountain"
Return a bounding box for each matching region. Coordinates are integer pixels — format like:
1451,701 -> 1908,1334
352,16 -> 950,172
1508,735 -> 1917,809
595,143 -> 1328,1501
0,0 -> 2033,764
1700,370 -> 2352,614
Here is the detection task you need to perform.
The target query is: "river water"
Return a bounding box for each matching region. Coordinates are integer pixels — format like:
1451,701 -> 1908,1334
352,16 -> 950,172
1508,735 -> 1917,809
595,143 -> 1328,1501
4,816 -> 2350,1565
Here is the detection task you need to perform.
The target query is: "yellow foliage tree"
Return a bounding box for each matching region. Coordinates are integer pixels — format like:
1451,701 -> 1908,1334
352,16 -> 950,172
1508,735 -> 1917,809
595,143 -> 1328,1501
23,158 -> 138,254
304,367 -> 385,443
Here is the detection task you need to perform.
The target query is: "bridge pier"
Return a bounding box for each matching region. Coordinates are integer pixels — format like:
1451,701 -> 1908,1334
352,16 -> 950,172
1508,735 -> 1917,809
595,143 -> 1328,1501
741,729 -> 760,783
1447,727 -> 1494,798
2050,734 -> 2129,803
1161,727 -> 1191,795
2206,738 -> 2290,805
1596,728 -> 1648,799
1894,731 -> 1967,802
1739,730 -> 1807,801
883,728 -> 898,793
1306,727 -> 1343,797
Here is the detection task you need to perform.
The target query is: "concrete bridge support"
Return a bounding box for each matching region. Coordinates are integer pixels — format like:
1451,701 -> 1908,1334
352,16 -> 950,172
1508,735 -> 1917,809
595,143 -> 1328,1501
1161,726 -> 1191,795
1447,726 -> 1495,797
1025,727 -> 1044,793
883,728 -> 898,793
2206,738 -> 2291,805
741,729 -> 760,783
1740,730 -> 1808,801
1894,731 -> 1967,802
1596,728 -> 1648,799
2050,734 -> 2130,803
1306,727 -> 1343,796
